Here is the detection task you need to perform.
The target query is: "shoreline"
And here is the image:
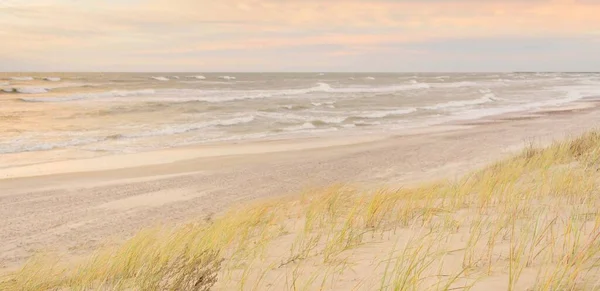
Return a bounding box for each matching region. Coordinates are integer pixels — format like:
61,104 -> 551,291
2,100 -> 600,272
1,99 -> 598,181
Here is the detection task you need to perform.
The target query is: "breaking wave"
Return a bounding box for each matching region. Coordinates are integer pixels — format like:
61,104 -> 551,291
3,87 -> 49,94
10,77 -> 34,81
120,115 -> 256,138
19,89 -> 156,102
353,108 -> 417,119
424,93 -> 500,110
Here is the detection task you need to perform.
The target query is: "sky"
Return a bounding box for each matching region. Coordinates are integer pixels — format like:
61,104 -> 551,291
1,0 -> 599,72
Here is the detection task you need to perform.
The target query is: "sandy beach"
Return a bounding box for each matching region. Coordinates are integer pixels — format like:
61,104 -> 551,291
2,100 -> 600,274
3,0 -> 600,288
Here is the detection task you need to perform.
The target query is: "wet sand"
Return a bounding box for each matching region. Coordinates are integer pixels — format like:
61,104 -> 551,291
1,101 -> 600,272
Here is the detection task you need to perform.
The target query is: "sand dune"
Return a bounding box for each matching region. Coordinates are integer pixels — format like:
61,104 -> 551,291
1,102 -> 599,277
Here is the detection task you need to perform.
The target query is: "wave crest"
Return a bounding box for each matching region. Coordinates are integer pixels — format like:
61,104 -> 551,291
10,77 -> 34,81
19,89 -> 156,102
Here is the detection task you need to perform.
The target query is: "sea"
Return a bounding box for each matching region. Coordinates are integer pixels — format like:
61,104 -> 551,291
1,72 -> 600,168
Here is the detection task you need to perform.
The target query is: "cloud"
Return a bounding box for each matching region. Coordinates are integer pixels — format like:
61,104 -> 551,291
1,0 -> 599,71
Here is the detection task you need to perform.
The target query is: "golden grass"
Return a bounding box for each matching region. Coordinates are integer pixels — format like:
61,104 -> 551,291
3,131 -> 600,290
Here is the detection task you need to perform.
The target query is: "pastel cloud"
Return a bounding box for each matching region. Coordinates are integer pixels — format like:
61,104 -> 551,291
1,0 -> 599,71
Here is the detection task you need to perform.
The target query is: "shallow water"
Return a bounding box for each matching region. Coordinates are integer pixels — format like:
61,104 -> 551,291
1,72 -> 599,167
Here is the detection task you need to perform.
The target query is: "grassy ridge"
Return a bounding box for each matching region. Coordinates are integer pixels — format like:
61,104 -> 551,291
3,131 -> 600,290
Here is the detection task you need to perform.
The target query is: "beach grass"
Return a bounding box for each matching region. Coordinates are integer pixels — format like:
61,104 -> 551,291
3,131 -> 600,290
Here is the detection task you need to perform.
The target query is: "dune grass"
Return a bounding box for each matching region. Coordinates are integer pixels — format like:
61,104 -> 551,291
3,131 -> 600,290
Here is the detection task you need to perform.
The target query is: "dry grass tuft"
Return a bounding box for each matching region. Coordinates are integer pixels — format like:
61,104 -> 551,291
3,130 -> 600,290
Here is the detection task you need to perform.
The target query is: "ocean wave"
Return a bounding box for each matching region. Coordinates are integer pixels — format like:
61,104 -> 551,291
219,76 -> 236,80
311,101 -> 336,107
315,82 -> 430,94
121,115 -> 256,138
283,122 -> 316,131
2,87 -> 50,94
159,84 -> 340,103
424,94 -> 499,110
0,137 -> 104,154
43,77 -> 61,82
151,76 -> 169,81
10,77 -> 34,81
13,81 -> 496,105
192,75 -> 206,80
431,81 -> 479,88
354,121 -> 382,126
17,87 -> 49,94
258,111 -> 347,125
353,108 -> 417,119
19,89 -> 156,102
446,86 -> 594,121
16,82 -> 432,104
279,104 -> 310,110
365,77 -> 376,80
261,107 -> 413,124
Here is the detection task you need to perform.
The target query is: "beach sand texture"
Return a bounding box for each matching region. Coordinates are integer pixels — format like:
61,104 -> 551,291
1,72 -> 600,289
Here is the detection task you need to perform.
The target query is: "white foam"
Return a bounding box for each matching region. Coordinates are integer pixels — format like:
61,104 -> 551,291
21,82 -> 436,104
258,111 -> 346,124
161,82 -> 430,103
311,101 -> 336,107
284,122 -> 316,131
194,75 -> 206,80
159,84 -> 336,103
355,108 -> 417,119
313,116 -> 348,124
431,81 -> 479,88
16,87 -> 49,94
424,94 -> 498,110
365,76 -> 376,80
314,82 -> 430,94
2,86 -> 52,94
354,121 -> 382,126
43,77 -> 61,82
0,136 -> 104,154
10,76 -> 34,81
151,76 -> 169,81
219,76 -> 236,80
122,115 -> 255,138
20,89 -> 156,102
444,85 -> 596,122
